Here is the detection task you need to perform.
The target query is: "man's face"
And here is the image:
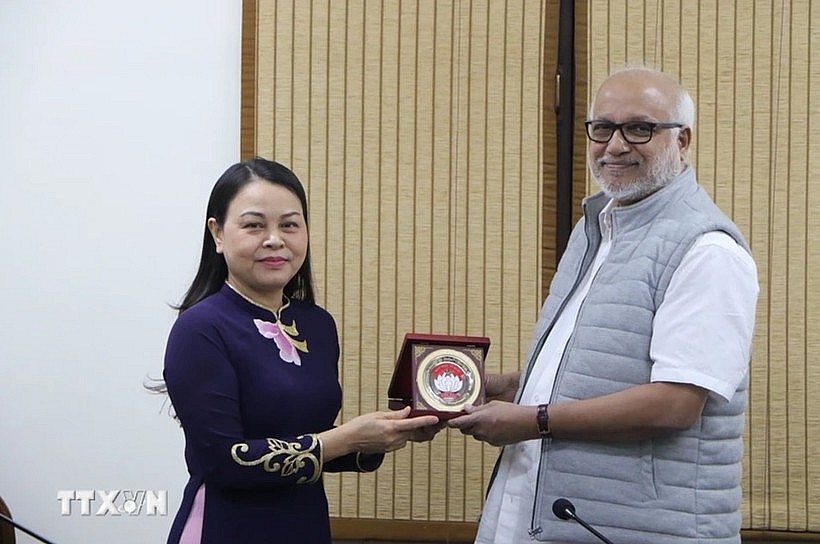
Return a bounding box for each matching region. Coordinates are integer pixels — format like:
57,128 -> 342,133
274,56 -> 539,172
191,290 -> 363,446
587,72 -> 691,204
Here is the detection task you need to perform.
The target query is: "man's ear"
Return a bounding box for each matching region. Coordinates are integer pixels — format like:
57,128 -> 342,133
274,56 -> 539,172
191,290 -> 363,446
207,218 -> 223,254
678,126 -> 693,161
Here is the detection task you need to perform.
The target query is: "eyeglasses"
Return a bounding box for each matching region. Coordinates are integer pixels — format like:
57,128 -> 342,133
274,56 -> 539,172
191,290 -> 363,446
584,120 -> 684,144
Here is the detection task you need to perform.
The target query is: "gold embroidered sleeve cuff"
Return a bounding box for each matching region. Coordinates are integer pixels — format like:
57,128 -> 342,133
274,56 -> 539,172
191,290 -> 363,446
231,434 -> 323,484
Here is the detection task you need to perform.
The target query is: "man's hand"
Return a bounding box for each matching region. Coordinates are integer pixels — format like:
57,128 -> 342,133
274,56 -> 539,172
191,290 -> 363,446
484,371 -> 522,402
447,401 -> 539,446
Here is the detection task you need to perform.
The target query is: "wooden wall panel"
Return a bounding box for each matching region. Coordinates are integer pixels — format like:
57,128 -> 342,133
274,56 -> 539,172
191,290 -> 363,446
587,0 -> 820,533
244,0 -> 820,539
239,0 -> 820,538
245,0 -> 547,524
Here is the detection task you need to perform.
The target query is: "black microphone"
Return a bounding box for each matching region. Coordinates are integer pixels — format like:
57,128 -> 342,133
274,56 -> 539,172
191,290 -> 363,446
552,498 -> 615,544
0,511 -> 58,544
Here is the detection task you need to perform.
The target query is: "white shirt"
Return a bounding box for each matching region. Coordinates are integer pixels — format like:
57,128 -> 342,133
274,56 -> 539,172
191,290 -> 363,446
475,201 -> 759,544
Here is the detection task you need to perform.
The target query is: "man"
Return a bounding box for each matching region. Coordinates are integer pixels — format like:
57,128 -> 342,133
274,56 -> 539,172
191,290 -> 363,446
448,67 -> 758,544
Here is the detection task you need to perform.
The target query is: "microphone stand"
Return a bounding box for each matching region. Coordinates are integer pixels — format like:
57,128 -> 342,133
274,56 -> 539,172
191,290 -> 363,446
553,498 -> 615,544
0,511 -> 58,544
569,513 -> 615,544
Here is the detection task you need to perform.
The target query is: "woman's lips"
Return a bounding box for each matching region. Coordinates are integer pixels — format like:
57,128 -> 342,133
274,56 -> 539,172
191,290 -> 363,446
259,256 -> 288,269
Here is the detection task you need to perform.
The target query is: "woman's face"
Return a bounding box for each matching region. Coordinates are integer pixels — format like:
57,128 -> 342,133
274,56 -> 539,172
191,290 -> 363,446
208,179 -> 308,308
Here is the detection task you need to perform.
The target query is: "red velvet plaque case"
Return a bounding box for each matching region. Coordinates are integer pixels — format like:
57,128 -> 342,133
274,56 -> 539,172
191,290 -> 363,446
388,333 -> 489,420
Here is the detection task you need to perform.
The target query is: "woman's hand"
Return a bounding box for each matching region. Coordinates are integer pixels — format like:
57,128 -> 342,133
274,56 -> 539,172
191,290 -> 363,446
320,407 -> 440,459
406,417 -> 447,442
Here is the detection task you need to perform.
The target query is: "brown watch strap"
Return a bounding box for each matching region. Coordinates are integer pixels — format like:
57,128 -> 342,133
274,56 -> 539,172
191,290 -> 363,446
537,403 -> 552,438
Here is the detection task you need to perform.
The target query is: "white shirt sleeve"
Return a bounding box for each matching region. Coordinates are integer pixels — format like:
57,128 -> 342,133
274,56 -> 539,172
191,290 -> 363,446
650,231 -> 759,401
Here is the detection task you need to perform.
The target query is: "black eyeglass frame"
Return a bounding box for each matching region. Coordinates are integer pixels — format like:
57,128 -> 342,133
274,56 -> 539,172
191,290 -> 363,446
584,120 -> 685,144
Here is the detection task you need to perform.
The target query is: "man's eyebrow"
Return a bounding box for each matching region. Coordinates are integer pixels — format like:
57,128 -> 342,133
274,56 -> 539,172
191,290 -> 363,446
590,118 -> 657,123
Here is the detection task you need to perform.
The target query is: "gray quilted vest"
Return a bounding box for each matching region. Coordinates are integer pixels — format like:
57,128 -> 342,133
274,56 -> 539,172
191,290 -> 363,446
520,167 -> 752,543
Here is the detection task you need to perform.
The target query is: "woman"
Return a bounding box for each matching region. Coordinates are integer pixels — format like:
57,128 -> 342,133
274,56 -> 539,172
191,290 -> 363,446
162,158 -> 439,543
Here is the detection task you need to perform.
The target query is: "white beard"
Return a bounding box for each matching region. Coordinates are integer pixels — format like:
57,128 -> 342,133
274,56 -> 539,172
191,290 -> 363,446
592,144 -> 683,204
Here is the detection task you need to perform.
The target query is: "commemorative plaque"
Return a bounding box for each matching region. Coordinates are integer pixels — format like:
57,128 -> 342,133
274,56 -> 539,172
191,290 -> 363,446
388,333 -> 489,420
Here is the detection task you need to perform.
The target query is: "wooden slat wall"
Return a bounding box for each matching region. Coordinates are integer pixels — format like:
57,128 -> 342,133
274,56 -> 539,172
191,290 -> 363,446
248,0 -> 547,523
587,0 -> 820,533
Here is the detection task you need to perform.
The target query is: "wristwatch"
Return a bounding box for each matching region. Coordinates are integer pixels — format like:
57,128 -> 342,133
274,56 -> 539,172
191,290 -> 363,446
537,403 -> 552,438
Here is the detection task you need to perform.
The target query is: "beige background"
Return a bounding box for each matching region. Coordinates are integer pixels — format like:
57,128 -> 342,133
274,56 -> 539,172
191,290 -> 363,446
244,0 -> 820,539
247,0 -> 547,524
586,0 -> 820,534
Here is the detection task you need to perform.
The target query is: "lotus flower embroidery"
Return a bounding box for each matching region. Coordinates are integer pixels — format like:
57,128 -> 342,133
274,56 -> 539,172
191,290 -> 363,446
253,319 -> 307,366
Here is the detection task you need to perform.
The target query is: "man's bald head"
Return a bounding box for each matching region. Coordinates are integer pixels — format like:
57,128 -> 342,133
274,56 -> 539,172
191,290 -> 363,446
590,67 -> 695,128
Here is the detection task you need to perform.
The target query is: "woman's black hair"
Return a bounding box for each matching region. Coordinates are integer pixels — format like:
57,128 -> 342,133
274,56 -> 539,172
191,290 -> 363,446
177,157 -> 315,313
145,158 -> 316,397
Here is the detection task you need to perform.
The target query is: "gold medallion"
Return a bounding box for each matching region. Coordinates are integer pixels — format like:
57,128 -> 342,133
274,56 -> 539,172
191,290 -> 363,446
415,347 -> 482,411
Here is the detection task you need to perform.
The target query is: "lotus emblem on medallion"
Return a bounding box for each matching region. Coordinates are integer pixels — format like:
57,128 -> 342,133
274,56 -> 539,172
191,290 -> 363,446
416,348 -> 481,411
